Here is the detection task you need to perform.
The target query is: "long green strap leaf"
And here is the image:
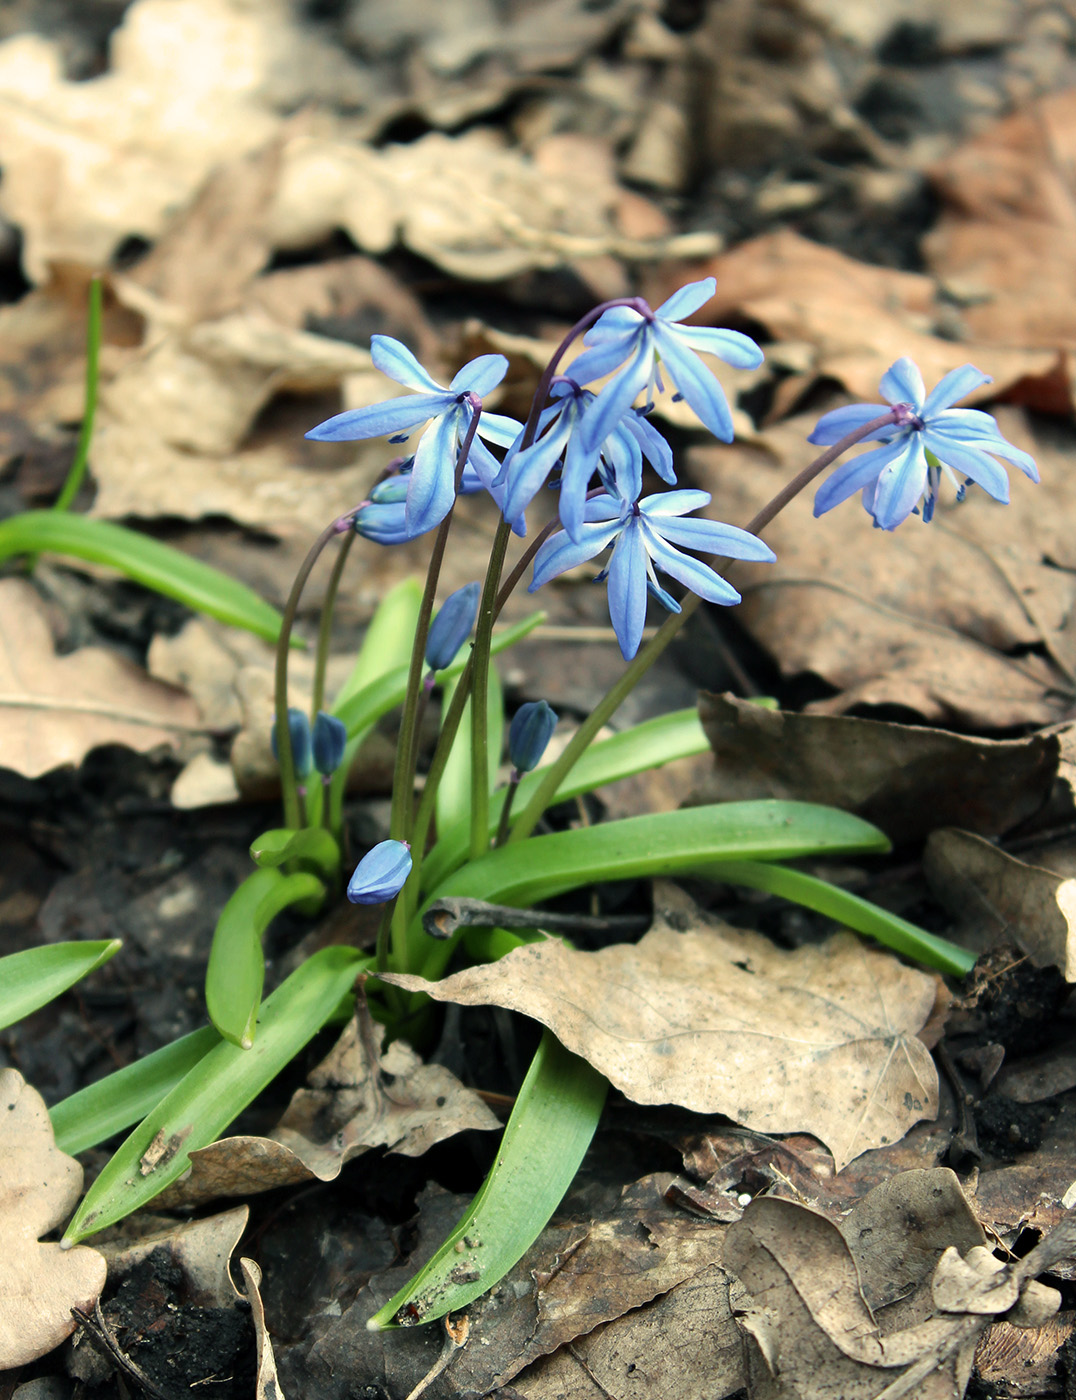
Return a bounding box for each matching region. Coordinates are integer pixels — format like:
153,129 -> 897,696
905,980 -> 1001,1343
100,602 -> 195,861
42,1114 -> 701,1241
250,827 -> 340,874
417,801 -> 889,979
0,939 -> 122,1032
206,868 -> 325,1048
710,859 -> 975,976
50,1025 -> 222,1156
0,512 -> 285,643
64,945 -> 366,1242
421,708 -> 710,891
437,660 -> 503,838
368,1028 -> 607,1329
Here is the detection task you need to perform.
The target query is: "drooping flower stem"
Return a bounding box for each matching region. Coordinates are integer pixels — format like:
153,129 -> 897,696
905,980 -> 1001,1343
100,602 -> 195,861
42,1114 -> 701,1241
275,512 -> 357,832
468,518 -> 512,859
507,409 -> 902,843
311,528 -> 356,718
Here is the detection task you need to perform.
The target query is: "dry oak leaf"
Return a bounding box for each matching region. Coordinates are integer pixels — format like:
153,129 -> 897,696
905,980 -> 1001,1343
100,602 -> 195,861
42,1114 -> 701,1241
0,578 -> 201,778
0,1069 -> 106,1367
386,886 -> 941,1171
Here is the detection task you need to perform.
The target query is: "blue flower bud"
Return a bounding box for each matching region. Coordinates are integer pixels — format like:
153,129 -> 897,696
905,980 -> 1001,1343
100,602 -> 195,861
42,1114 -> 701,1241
346,839 -> 412,905
508,700 -> 558,773
271,707 -> 312,776
425,581 -> 480,672
354,500 -> 415,545
312,711 -> 347,776
369,470 -> 412,504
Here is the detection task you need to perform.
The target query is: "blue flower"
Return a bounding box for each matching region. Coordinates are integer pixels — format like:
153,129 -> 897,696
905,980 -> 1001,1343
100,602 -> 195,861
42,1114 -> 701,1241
528,489 -> 775,660
565,279 -> 764,455
425,582 -> 480,671
347,839 -> 412,905
354,458 -> 505,546
306,337 -> 521,536
271,707 -> 312,777
810,357 -> 1039,530
312,711 -> 348,776
499,380 -> 673,542
508,700 -> 558,773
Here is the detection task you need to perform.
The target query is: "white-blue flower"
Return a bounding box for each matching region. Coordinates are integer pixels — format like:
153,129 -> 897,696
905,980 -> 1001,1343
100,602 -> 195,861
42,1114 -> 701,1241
566,279 -> 764,454
305,336 -> 520,537
528,489 -> 775,661
810,357 -> 1039,530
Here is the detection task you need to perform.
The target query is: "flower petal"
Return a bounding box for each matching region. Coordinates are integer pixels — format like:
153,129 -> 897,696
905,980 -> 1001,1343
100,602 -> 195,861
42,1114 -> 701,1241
929,420 -> 1039,480
621,409 -> 675,482
654,277 -> 717,322
639,488 -> 712,516
477,410 -> 525,448
642,526 -> 743,605
648,513 -> 775,562
879,357 -> 926,409
305,393 -> 446,441
806,402 -> 893,446
450,353 -> 509,397
651,326 -> 736,441
921,364 -> 991,417
566,335 -> 643,387
405,412 -> 459,536
583,306 -> 645,344
579,341 -> 655,452
668,324 -> 765,370
921,430 -> 1010,502
813,438 -> 912,517
347,839 -> 412,905
529,519 -> 623,590
870,439 -> 929,530
505,416 -> 573,524
606,520 -> 649,659
371,336 -> 444,392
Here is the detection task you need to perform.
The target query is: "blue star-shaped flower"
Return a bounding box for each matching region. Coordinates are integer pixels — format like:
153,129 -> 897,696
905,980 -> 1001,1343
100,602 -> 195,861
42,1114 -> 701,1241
528,489 -> 775,660
810,357 -> 1039,530
566,279 -> 764,455
305,337 -> 521,537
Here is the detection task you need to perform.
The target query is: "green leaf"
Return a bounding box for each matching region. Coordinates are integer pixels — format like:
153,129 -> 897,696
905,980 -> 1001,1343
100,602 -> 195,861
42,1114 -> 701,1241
710,859 -> 976,976
368,1029 -> 606,1328
436,660 -> 503,838
417,801 -> 888,979
422,708 -> 709,891
0,512 -> 285,643
0,939 -> 122,1031
250,827 -> 339,874
206,869 -> 326,1048
64,945 -> 367,1242
50,1025 -> 221,1156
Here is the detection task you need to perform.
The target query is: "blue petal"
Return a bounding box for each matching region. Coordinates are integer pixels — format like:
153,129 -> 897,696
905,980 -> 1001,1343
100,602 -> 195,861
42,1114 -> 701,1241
654,278 -> 717,322
879,357 -> 925,408
354,501 -> 416,545
921,430 -> 1010,502
932,407 -> 1003,434
651,326 -> 735,441
622,410 -> 675,482
566,335 -> 643,387
806,402 -> 892,446
405,412 -> 458,536
450,353 -> 509,397
584,493 -> 629,523
639,488 -> 712,516
593,424 -> 640,515
347,839 -> 412,905
648,514 -> 775,562
579,342 -> 654,452
929,420 -> 1039,481
921,364 -> 991,417
870,439 -> 929,530
642,526 -> 743,605
505,416 -> 573,525
371,336 -> 444,392
668,324 -> 765,370
478,410 -> 525,447
606,520 -> 649,660
560,432 -> 610,543
582,306 -> 645,344
305,392 -> 446,442
529,520 -> 623,590
813,439 -> 912,517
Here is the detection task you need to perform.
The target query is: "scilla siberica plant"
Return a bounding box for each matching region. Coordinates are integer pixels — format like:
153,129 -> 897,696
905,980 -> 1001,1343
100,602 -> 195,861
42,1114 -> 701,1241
59,279 -> 1037,1327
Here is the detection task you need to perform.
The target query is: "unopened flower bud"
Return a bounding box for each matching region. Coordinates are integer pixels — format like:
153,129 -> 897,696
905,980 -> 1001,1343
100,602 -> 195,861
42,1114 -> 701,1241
426,582 -> 480,672
347,839 -> 412,905
271,707 -> 312,776
312,711 -> 347,776
508,700 -> 558,773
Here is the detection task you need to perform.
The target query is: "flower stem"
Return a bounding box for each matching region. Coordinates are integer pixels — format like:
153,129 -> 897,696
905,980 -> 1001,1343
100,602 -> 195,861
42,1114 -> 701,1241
507,410 -> 901,843
469,518 -> 512,859
311,528 -> 355,719
275,513 -> 356,832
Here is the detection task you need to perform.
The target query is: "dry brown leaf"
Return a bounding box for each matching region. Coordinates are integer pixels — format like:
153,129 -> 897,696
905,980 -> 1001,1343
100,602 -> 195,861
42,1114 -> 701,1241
386,885 -> 940,1171
687,412 -> 1071,727
923,829 -> 1076,981
0,577 -> 202,777
156,1009 -> 499,1207
0,1069 -> 107,1367
697,693 -> 1058,844
646,229 -> 1057,412
926,91 -> 1076,363
97,1206 -> 248,1307
240,1258 -> 286,1400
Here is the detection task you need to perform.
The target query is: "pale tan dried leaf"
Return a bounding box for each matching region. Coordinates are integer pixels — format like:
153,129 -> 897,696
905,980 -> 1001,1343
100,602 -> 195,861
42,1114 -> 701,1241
386,886 -> 940,1171
697,693 -> 1057,844
0,578 -> 201,777
240,1258 -> 286,1400
156,1011 -> 499,1207
98,1206 -> 249,1307
923,829 -> 1076,981
0,1070 -> 106,1366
